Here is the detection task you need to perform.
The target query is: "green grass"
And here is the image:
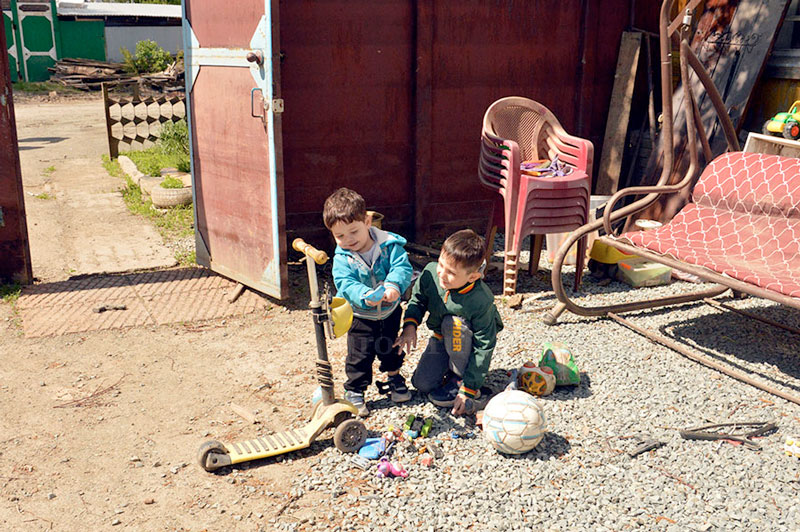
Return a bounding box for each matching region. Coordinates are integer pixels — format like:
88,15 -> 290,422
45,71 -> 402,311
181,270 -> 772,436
0,283 -> 22,304
123,146 -> 186,177
34,192 -> 54,200
102,154 -> 124,178
115,172 -> 195,266
120,175 -> 193,239
12,81 -> 80,94
42,165 -> 56,176
161,175 -> 184,189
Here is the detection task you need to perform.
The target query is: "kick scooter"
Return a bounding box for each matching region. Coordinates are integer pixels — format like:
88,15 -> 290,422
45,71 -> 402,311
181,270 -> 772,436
198,239 -> 367,472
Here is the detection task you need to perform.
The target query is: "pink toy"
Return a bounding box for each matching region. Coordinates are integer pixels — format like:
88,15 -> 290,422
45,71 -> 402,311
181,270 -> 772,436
376,457 -> 408,479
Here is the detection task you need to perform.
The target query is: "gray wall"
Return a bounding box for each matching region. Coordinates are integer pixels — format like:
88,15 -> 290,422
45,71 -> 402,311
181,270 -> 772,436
105,25 -> 182,62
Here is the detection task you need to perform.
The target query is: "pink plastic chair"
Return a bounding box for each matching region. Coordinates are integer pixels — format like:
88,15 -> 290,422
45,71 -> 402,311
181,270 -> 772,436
480,97 -> 594,294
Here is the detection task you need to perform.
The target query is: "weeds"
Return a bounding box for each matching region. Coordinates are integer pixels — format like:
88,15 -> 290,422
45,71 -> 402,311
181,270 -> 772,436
117,174 -> 194,265
160,176 -> 184,189
12,81 -> 80,94
0,283 -> 22,304
42,165 -> 56,176
123,146 -> 185,177
34,192 -> 54,200
102,155 -> 123,178
158,120 -> 190,172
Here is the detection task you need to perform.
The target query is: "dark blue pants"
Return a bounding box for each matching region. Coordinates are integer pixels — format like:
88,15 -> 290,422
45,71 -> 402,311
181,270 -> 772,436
344,305 -> 404,392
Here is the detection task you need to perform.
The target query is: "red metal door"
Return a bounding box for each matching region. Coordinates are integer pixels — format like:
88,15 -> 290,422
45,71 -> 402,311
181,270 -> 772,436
182,0 -> 287,299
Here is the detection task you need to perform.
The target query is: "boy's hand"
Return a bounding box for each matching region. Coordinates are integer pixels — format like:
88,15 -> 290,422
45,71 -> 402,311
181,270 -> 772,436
451,394 -> 468,416
393,324 -> 417,355
382,287 -> 400,303
364,297 -> 381,307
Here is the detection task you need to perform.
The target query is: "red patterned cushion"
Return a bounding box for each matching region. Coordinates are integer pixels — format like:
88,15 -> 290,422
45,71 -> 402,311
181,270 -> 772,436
616,152 -> 800,299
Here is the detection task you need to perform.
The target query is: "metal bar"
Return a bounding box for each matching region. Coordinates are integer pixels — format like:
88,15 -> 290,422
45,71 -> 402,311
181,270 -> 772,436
608,312 -> 800,406
702,298 -> 800,336
605,238 -> 800,310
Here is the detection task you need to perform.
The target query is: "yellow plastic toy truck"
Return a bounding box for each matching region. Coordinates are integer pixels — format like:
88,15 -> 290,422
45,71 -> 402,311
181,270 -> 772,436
762,101 -> 800,140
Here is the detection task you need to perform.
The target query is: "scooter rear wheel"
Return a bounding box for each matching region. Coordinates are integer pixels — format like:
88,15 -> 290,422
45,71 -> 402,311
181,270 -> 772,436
333,419 -> 367,453
198,440 -> 230,472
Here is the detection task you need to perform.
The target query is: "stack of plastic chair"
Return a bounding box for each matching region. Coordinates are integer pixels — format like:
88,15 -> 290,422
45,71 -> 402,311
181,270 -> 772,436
479,97 -> 594,295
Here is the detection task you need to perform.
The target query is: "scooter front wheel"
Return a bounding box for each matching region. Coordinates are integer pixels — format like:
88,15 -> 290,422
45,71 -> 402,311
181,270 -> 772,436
333,419 -> 367,453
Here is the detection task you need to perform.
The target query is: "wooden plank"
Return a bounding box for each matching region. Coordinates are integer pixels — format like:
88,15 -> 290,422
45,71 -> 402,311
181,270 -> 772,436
596,31 -> 642,195
742,132 -> 800,157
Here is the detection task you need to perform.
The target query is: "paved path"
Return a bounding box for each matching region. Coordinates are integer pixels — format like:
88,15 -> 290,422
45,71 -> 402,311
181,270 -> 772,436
15,97 -> 176,283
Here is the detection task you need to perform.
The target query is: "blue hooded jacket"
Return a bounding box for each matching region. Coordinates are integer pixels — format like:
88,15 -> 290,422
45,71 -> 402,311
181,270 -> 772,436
331,227 -> 413,320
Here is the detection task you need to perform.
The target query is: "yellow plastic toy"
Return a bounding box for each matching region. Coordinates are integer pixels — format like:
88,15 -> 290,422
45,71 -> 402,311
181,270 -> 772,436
762,101 -> 800,140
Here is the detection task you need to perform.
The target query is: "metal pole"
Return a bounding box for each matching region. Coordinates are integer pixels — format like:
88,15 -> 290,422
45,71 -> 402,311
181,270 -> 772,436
608,312 -> 800,406
305,256 -> 334,405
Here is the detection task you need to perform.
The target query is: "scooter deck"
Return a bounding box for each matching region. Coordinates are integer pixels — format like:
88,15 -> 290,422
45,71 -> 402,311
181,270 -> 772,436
226,427 -> 313,464
213,400 -> 356,467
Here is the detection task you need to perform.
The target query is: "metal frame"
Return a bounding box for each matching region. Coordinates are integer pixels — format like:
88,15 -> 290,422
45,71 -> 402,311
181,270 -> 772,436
546,0 -> 768,325
544,0 -> 800,404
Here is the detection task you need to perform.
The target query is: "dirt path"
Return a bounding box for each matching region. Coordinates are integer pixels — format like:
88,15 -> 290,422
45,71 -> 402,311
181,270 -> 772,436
15,96 -> 175,283
2,96 -> 327,530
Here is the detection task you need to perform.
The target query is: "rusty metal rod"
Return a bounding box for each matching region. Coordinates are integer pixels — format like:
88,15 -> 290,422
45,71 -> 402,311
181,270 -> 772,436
608,312 -> 800,406
702,298 -> 800,336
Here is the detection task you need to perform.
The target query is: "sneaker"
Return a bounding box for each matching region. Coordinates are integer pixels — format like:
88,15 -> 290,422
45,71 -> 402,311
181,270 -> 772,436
428,372 -> 461,407
344,390 -> 370,417
386,373 -> 412,403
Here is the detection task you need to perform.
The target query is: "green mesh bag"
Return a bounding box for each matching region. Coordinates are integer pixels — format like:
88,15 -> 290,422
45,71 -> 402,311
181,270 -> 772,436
537,341 -> 580,386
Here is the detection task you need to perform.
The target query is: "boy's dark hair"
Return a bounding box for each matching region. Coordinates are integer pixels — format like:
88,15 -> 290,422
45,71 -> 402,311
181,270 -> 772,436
441,229 -> 486,272
323,188 -> 367,229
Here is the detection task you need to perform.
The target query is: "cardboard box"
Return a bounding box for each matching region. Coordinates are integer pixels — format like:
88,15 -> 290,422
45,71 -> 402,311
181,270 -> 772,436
616,257 -> 672,287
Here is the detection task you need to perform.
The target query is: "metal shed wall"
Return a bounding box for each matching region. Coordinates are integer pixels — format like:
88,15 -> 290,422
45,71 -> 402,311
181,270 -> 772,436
279,0 -> 653,245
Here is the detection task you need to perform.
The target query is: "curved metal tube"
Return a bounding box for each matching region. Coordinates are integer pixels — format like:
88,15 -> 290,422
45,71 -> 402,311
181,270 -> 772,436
681,40 -> 740,151
546,0 -> 743,325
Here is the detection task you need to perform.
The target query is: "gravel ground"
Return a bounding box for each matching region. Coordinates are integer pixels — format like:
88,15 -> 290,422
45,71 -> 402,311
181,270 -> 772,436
237,241 -> 800,531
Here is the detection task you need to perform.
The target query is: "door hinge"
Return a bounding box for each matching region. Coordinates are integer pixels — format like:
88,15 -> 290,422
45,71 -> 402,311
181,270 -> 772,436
272,99 -> 284,114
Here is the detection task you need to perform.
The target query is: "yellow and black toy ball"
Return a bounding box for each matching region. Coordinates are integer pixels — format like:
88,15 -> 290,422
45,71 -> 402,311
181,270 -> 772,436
517,362 -> 556,396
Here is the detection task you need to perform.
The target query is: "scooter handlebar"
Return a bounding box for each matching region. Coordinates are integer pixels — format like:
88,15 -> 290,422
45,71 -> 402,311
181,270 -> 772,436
292,238 -> 329,265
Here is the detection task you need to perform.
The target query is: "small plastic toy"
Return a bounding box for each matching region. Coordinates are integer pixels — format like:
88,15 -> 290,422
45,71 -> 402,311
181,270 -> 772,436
421,441 -> 444,459
538,341 -> 580,386
420,418 -> 433,438
518,362 -> 556,396
351,454 -> 372,470
762,101 -> 800,140
402,414 -> 431,439
451,430 -> 475,439
784,436 -> 800,458
362,284 -> 386,305
376,457 -> 408,478
358,437 -> 386,460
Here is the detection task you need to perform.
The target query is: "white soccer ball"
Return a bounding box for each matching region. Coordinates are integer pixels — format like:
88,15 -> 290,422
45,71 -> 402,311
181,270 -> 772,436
482,390 -> 547,454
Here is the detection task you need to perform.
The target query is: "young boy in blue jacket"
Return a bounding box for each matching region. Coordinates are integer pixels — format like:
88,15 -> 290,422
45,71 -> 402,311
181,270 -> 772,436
323,188 -> 414,417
